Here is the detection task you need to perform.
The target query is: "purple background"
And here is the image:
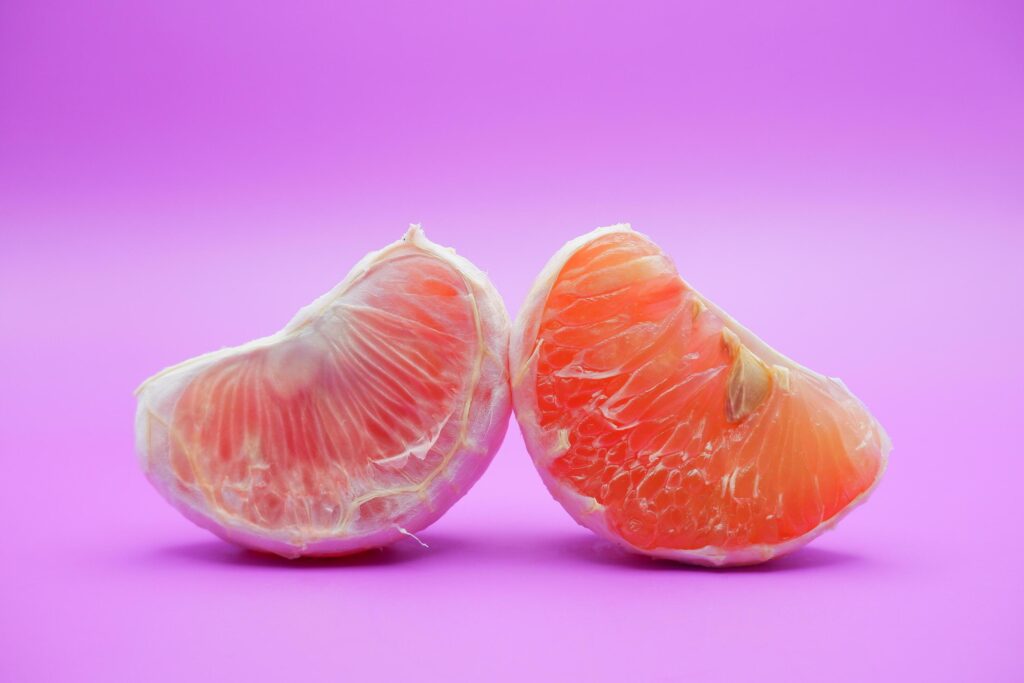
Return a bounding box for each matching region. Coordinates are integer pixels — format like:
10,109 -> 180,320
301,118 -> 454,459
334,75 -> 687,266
2,1 -> 1022,680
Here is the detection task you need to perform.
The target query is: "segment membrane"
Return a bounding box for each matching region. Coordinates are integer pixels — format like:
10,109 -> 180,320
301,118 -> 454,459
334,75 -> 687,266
168,253 -> 479,539
534,233 -> 884,551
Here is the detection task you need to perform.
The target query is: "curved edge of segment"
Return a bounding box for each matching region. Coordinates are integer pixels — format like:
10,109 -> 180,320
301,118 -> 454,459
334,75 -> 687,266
506,220 -> 833,384
134,224 -> 513,557
134,222 -> 508,408
134,224 -> 502,396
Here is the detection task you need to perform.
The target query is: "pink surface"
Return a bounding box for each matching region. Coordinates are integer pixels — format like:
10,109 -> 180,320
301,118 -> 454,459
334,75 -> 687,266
1,1 -> 1022,681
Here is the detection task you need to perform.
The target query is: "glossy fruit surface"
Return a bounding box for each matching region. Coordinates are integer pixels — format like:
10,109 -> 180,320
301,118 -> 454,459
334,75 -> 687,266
511,225 -> 889,566
136,227 -> 510,557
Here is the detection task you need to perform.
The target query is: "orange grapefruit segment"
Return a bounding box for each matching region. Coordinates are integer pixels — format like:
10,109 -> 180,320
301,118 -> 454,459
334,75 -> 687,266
511,225 -> 889,566
136,227 -> 510,557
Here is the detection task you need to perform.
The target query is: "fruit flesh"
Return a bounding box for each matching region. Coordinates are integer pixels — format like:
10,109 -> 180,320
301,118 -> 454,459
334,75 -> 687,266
512,225 -> 889,565
136,228 -> 510,557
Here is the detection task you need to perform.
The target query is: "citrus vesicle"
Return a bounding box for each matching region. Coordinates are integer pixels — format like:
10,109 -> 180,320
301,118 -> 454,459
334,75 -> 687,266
510,225 -> 890,566
136,227 -> 510,557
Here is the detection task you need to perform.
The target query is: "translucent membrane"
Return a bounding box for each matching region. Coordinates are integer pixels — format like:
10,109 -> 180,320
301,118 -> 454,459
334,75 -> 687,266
523,229 -> 888,559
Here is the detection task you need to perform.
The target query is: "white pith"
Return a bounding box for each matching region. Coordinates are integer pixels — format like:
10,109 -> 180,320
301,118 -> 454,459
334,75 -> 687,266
510,224 -> 891,567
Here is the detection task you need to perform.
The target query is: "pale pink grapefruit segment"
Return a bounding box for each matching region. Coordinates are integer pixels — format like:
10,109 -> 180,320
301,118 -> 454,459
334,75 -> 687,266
136,226 -> 510,558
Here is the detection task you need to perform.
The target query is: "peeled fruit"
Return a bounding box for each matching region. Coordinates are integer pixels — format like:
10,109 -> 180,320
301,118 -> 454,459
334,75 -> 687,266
135,227 -> 511,558
510,225 -> 890,566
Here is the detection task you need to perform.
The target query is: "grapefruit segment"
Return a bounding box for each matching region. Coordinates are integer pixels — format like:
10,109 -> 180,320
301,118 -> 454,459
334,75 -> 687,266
511,225 -> 889,566
136,227 -> 510,557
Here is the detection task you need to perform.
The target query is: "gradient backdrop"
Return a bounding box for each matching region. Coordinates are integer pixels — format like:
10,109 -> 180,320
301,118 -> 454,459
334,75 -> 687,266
1,1 -> 1022,681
